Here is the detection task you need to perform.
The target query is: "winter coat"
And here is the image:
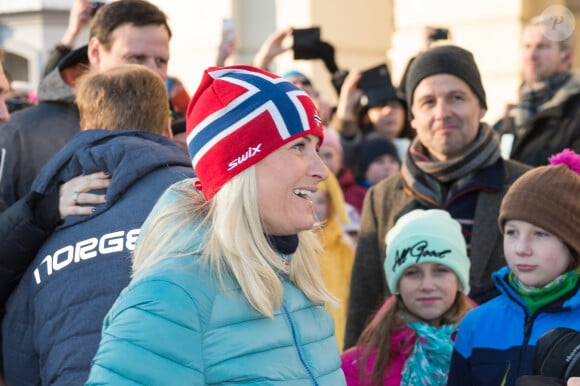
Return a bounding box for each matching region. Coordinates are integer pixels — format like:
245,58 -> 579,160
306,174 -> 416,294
341,326 -> 415,386
343,159 -> 530,349
341,294 -> 475,385
447,266 -> 580,386
0,190 -> 60,310
337,166 -> 367,214
85,180 -> 346,385
0,47 -> 87,212
499,71 -> 580,166
2,129 -> 193,386
318,212 -> 355,351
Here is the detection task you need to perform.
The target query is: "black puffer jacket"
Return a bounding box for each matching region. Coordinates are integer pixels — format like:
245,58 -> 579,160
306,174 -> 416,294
2,129 -> 194,386
0,190 -> 60,310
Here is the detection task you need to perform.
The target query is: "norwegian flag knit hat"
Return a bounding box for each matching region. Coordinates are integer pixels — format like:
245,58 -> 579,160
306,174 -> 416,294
186,65 -> 324,199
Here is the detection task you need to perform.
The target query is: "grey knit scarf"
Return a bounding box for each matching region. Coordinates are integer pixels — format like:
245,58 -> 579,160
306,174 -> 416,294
401,123 -> 501,207
512,71 -> 570,127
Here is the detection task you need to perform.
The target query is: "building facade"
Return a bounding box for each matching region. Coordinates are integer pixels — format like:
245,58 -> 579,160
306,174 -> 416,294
1,0 -> 579,124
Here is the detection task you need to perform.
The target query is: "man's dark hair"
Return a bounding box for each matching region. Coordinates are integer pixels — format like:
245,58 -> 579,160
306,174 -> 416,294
90,0 -> 172,50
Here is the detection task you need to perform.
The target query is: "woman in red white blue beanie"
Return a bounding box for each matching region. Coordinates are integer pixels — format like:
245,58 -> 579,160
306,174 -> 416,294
86,65 -> 347,385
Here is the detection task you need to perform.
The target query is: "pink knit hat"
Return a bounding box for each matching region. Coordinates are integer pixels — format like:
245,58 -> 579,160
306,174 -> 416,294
322,127 -> 343,160
186,65 -> 324,199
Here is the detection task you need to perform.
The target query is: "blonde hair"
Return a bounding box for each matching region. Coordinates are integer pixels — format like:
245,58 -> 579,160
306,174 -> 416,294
76,64 -> 170,134
133,168 -> 337,317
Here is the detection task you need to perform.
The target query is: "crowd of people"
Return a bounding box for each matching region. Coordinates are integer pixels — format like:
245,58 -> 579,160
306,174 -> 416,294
0,0 -> 579,385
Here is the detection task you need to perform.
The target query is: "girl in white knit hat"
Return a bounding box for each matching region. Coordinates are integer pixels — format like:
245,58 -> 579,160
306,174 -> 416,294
341,208 -> 475,385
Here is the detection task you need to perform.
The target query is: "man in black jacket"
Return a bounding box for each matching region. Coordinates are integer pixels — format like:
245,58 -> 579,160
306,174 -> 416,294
2,65 -> 194,386
0,0 -> 172,212
498,15 -> 580,166
0,2 -> 173,383
344,45 -> 530,350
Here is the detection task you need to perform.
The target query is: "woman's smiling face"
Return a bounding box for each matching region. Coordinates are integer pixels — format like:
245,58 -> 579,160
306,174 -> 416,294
256,135 -> 329,235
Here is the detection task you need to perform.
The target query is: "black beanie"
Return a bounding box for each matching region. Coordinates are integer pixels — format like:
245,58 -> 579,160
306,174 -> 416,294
405,45 -> 487,109
357,136 -> 400,178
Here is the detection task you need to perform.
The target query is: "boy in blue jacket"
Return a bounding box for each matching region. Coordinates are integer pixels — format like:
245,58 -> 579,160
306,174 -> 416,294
447,149 -> 580,386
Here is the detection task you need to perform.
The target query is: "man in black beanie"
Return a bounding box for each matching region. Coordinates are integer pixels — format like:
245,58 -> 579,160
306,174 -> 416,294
405,45 -> 487,111
344,44 -> 531,350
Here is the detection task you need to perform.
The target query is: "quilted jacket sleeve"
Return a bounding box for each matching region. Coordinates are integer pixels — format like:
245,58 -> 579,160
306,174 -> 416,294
0,191 -> 60,309
85,279 -> 205,385
341,347 -> 362,386
446,312 -> 475,386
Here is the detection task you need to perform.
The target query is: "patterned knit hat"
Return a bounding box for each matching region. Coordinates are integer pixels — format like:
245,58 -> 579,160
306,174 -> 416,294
385,209 -> 471,294
186,65 -> 324,199
499,149 -> 580,255
405,45 -> 487,109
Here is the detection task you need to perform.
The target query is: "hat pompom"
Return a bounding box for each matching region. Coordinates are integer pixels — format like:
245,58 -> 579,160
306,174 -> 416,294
549,148 -> 580,175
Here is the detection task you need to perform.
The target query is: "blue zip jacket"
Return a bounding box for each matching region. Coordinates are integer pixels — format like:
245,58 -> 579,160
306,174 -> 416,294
2,130 -> 194,386
86,180 -> 346,385
447,265 -> 580,386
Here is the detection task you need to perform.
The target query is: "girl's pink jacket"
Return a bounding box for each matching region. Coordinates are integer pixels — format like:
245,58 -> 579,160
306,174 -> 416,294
341,325 -> 415,386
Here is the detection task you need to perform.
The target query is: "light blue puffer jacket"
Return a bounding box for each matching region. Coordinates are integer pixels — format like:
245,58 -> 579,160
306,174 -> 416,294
86,181 -> 345,386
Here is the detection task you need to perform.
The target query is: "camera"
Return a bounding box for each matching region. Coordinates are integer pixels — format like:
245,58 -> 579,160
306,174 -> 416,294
90,1 -> 106,16
428,27 -> 449,42
534,327 -> 580,381
357,64 -> 391,91
356,64 -> 398,108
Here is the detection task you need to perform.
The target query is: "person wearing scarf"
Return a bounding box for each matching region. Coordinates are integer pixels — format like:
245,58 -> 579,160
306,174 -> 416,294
341,209 -> 475,385
448,149 -> 580,386
498,16 -> 580,167
344,44 -> 530,350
